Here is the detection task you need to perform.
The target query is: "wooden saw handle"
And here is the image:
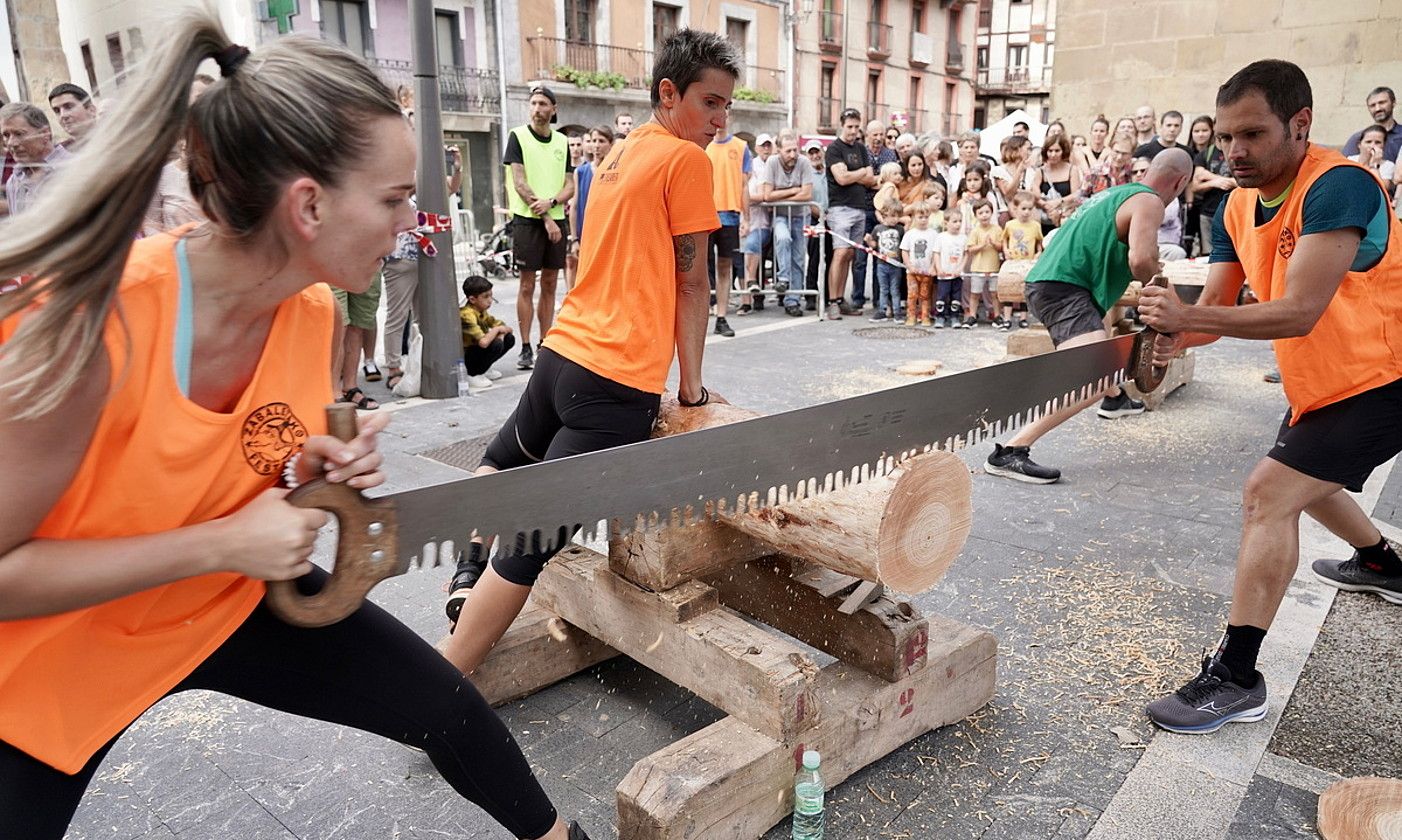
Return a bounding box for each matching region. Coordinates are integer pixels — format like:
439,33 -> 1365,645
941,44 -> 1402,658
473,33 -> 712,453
1130,274 -> 1172,393
264,403 -> 401,628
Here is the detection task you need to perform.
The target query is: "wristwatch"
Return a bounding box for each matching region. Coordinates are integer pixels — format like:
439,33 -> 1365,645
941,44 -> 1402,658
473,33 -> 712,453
549,197 -> 559,208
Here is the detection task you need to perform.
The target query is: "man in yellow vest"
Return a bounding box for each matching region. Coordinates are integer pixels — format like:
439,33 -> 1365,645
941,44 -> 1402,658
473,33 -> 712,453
1138,60 -> 1402,734
504,85 -> 575,370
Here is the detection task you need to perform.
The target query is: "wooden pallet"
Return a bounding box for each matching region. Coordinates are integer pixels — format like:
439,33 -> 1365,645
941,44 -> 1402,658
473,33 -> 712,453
470,543 -> 996,838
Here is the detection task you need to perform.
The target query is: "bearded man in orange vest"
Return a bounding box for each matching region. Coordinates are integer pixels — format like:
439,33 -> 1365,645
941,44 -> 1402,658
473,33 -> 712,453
1138,60 -> 1402,735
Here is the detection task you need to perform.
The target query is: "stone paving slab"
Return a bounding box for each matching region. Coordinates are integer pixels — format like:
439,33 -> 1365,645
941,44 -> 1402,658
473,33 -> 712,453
63,291 -> 1387,840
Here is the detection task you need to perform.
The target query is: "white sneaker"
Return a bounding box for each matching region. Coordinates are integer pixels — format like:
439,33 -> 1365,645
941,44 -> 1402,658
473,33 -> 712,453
467,374 -> 494,392
485,369 -> 503,381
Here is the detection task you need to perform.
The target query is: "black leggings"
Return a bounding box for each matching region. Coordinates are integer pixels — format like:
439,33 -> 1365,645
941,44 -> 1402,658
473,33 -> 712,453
0,570 -> 557,840
466,333 -> 516,376
935,276 -> 964,316
481,347 -> 660,585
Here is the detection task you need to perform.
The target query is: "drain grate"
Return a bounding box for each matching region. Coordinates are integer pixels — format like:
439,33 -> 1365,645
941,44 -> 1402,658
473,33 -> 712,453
852,325 -> 933,340
418,432 -> 497,471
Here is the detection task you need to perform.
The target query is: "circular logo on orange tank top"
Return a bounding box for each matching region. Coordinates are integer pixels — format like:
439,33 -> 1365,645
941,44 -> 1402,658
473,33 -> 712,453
241,402 -> 309,476
1278,226 -> 1297,259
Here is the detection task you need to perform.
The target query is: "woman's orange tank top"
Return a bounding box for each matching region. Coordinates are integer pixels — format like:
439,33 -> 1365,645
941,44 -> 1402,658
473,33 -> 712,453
1222,145 -> 1402,420
0,229 -> 335,773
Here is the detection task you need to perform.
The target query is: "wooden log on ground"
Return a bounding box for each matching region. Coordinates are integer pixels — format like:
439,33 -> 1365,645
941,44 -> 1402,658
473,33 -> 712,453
1006,324 -> 1055,357
1124,348 -> 1195,410
615,613 -> 997,839
610,398 -> 974,595
705,556 -> 929,682
534,546 -> 820,740
995,259 -> 1038,303
469,603 -> 619,706
1317,776 -> 1402,840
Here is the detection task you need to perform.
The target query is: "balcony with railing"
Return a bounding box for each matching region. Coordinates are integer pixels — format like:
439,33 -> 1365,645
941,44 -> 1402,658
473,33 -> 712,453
910,30 -> 933,67
819,11 -> 843,53
976,66 -> 1052,93
946,39 -> 964,73
373,59 -> 500,114
867,21 -> 893,60
942,112 -> 964,136
816,96 -> 839,131
903,108 -> 929,134
864,101 -> 890,125
528,36 -> 785,104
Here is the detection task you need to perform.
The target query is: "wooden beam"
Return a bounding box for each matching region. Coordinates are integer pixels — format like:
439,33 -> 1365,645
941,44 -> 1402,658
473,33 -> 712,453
533,546 -> 820,741
705,557 -> 930,683
609,518 -> 771,592
1124,348 -> 1195,410
468,603 -> 618,706
615,614 -> 997,839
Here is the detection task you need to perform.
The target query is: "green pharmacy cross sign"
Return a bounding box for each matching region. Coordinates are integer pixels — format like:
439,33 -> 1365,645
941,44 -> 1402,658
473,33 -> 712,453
266,0 -> 301,34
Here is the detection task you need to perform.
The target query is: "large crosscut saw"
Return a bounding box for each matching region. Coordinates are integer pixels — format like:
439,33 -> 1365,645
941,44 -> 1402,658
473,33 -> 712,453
267,331 -> 1146,626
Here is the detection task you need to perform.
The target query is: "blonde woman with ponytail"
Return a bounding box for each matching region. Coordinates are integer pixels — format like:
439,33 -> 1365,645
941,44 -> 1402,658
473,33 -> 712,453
0,10 -> 587,840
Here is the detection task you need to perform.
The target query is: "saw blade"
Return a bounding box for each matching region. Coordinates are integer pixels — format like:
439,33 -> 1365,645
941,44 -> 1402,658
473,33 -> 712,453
390,332 -> 1136,567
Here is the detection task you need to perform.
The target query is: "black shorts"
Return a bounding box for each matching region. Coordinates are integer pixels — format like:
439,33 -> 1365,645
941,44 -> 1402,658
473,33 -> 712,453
512,215 -> 568,271
1025,280 -> 1106,346
481,347 -> 661,584
1267,376 -> 1402,492
708,225 -> 741,264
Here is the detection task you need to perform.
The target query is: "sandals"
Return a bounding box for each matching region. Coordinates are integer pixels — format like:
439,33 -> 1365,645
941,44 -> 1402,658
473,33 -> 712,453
385,369 -> 404,389
339,386 -> 379,411
362,361 -> 382,381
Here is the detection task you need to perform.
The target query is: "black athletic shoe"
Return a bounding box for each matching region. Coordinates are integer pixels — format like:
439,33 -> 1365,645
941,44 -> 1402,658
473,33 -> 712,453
1097,391 -> 1146,419
959,317 -> 976,330
805,298 -> 817,311
839,301 -> 863,316
752,294 -> 765,311
785,304 -> 805,317
445,547 -> 488,628
1146,656 -> 1268,734
714,316 -> 735,336
568,821 -> 592,840
736,304 -> 754,316
517,344 -> 534,370
1312,553 -> 1402,604
984,443 -> 1061,484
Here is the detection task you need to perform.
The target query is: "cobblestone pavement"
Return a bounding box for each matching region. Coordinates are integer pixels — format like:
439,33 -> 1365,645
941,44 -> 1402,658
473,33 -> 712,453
65,280 -> 1398,839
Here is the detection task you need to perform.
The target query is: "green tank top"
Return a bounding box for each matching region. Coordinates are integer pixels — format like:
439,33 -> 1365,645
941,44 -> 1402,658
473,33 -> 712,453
1027,182 -> 1156,314
505,125 -> 568,220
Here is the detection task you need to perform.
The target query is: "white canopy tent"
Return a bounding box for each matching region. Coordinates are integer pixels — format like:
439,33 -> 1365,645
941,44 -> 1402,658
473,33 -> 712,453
978,109 -> 1050,159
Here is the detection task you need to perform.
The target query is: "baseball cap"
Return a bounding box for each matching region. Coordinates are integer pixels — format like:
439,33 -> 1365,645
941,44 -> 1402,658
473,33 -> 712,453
756,133 -> 774,146
802,139 -> 823,153
529,84 -> 559,123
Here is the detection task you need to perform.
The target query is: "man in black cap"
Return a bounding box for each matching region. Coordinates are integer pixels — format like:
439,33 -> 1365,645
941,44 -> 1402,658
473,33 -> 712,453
504,84 -> 575,369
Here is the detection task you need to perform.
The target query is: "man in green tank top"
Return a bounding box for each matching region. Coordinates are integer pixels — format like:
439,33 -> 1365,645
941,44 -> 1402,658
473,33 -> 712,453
984,149 -> 1192,484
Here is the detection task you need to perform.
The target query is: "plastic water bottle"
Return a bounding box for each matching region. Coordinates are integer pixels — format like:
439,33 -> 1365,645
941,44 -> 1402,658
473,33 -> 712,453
792,749 -> 824,839
456,360 -> 470,397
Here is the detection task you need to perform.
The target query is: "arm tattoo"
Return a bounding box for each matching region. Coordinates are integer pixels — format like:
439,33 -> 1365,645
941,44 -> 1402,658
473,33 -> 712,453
674,234 -> 697,272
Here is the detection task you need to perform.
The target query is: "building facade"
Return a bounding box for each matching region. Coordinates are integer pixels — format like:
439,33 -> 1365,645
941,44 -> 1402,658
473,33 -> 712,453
792,0 -> 978,139
5,0 -> 70,106
47,0 -> 503,234
502,0 -> 788,141
973,0 -> 1054,128
1051,0 -> 1402,147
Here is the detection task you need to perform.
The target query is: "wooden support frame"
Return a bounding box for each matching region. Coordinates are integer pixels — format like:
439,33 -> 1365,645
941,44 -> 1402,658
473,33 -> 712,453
470,603 -> 618,706
533,547 -> 821,741
705,557 -> 929,683
616,614 -> 997,839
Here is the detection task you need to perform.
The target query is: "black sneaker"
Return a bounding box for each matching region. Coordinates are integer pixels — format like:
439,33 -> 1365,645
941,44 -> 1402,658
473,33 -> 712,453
1312,553 -> 1402,604
869,310 -> 890,322
752,294 -> 765,311
1098,391 -> 1146,419
517,344 -> 534,370
1146,657 -> 1268,734
445,545 -> 488,628
959,317 -> 976,330
736,304 -> 754,316
568,821 -> 592,840
714,316 -> 735,337
804,298 -> 817,311
785,304 -> 804,317
984,443 -> 1061,484
839,301 -> 863,316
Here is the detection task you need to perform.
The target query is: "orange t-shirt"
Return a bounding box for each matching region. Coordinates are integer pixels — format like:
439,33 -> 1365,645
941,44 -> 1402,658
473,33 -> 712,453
705,135 -> 749,214
1222,145 -> 1402,420
544,122 -> 719,394
0,229 -> 336,773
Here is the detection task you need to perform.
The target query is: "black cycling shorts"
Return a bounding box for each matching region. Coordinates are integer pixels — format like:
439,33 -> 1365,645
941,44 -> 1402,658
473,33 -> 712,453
481,347 -> 660,584
1025,280 -> 1107,346
1267,376 -> 1402,492
707,225 -> 741,265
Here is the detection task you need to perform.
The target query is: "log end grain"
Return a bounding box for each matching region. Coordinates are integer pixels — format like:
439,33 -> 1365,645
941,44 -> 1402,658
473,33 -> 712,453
1318,776 -> 1402,840
875,451 -> 974,594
